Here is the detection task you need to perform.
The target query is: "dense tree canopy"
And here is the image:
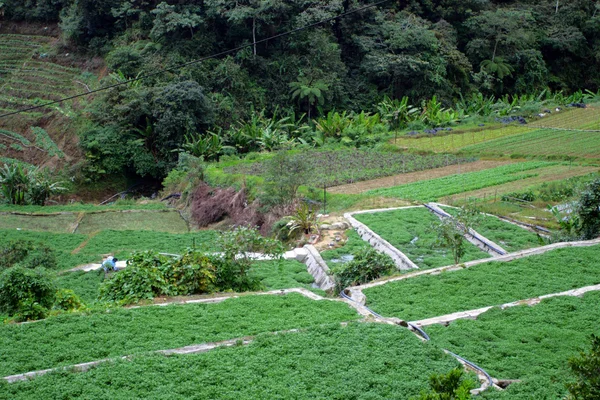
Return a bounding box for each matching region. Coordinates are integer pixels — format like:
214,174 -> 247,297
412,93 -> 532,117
3,0 -> 599,179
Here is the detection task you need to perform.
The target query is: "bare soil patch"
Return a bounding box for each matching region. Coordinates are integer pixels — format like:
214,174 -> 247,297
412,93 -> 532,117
190,183 -> 293,235
328,160 -> 514,195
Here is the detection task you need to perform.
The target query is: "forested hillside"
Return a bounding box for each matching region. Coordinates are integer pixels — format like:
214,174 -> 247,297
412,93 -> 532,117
1,0 -> 599,181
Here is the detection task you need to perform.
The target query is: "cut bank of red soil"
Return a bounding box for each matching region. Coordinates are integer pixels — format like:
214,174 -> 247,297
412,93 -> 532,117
328,160 -> 514,195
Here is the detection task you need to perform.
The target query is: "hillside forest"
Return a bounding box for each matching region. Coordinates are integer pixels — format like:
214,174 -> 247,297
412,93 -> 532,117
1,0 -> 600,182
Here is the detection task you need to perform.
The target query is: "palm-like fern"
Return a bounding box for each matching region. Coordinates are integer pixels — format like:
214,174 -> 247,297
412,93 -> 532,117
480,57 -> 514,79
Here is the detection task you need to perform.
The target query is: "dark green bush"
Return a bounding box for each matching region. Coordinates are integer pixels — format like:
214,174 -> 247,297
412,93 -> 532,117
416,368 -> 475,400
567,334 -> 600,400
99,251 -> 173,303
0,240 -> 57,271
502,190 -> 536,202
0,267 -> 56,321
331,248 -> 395,293
99,250 -> 217,304
53,289 -> 86,312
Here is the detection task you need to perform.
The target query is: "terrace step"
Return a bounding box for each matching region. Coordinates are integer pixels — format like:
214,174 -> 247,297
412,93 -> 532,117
410,283 -> 600,327
424,202 -> 508,257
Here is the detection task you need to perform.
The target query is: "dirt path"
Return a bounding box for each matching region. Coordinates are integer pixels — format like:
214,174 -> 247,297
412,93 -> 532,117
328,160 -> 514,194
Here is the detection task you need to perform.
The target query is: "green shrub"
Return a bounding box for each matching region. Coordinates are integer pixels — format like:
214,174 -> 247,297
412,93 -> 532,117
502,190 -> 536,202
53,289 -> 85,312
271,217 -> 299,243
567,334 -> 600,400
0,240 -> 57,271
216,226 -> 284,292
415,368 -> 475,400
576,179 -> 600,240
0,267 -> 56,321
331,248 -> 395,293
99,250 -> 217,303
99,251 -> 173,303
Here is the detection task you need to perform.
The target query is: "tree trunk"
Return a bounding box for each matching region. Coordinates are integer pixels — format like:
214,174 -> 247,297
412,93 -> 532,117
252,17 -> 257,57
492,39 -> 499,62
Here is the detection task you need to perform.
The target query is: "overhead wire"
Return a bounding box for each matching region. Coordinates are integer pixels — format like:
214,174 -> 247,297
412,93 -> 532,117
0,0 -> 392,119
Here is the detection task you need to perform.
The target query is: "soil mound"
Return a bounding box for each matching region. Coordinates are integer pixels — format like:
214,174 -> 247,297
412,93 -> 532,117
190,183 -> 292,234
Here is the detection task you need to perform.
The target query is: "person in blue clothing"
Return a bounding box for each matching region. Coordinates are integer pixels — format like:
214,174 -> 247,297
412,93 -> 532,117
102,256 -> 119,272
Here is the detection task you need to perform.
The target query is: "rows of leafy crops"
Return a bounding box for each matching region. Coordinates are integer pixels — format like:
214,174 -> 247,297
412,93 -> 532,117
0,213 -> 78,233
225,149 -> 476,187
58,259 -> 319,304
462,129 -> 600,158
0,33 -> 81,120
1,323 -> 462,399
392,125 -> 530,152
0,229 -> 219,270
354,207 -> 490,269
76,211 -> 188,234
363,245 -> 600,321
0,293 -> 359,377
440,206 -> 544,252
427,291 -> 600,399
366,162 -> 553,201
0,202 -> 167,213
528,106 -> 600,129
55,271 -> 105,304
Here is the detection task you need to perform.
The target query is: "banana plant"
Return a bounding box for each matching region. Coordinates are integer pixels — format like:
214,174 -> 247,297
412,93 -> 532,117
0,162 -> 31,205
377,96 -> 420,129
182,132 -> 223,161
314,111 -> 350,137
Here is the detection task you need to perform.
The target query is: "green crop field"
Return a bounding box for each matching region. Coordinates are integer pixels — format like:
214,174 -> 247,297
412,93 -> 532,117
428,291 -> 600,399
366,162 -> 554,202
392,124 -> 531,152
320,229 -> 372,263
461,129 -> 600,159
0,213 -> 78,233
224,149 -> 475,187
0,229 -> 219,270
55,271 -> 106,304
440,206 -> 544,252
528,106 -> 600,130
57,259 -> 319,304
0,203 -> 168,214
363,245 -> 600,321
76,211 -> 189,234
0,323 -> 464,399
390,108 -> 600,154
0,294 -> 359,378
354,207 -> 491,268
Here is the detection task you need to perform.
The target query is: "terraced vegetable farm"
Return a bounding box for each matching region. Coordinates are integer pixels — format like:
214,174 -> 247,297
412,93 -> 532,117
439,206 -> 543,252
0,32 -> 87,165
0,323 -> 464,400
366,161 -> 553,202
362,245 -> 600,321
0,294 -> 358,378
461,128 -> 600,159
2,7 -> 600,399
428,291 -> 600,399
353,207 -> 491,268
